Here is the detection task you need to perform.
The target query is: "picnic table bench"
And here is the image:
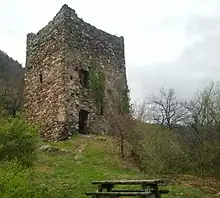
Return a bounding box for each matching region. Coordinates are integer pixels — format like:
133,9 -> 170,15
85,179 -> 169,197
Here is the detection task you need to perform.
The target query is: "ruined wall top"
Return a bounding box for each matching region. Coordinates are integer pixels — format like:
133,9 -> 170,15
27,4 -> 125,63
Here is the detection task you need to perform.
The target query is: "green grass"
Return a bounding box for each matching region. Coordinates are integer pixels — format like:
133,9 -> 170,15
31,134 -> 216,197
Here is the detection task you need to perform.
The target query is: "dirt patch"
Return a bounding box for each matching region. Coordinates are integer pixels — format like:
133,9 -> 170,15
73,136 -> 91,161
74,143 -> 86,161
35,164 -> 53,173
167,174 -> 220,195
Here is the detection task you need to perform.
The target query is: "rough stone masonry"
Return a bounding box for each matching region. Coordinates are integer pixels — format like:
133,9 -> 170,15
23,4 -> 128,141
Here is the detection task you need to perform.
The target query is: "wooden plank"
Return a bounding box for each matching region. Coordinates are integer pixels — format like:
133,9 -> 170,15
91,179 -> 164,185
112,189 -> 150,192
111,189 -> 169,194
85,191 -> 152,196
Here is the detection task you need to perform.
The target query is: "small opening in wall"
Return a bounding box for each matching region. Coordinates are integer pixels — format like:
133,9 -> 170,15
100,104 -> 104,115
70,75 -> 73,80
79,69 -> 89,88
79,110 -> 89,134
39,73 -> 43,83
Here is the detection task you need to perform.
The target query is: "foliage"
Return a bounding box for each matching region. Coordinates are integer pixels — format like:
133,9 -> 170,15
130,125 -> 188,174
0,161 -> 50,198
89,59 -> 105,114
34,135 -> 216,197
138,126 -> 220,177
0,116 -> 38,167
130,82 -> 220,178
119,78 -> 132,114
0,134 -> 215,197
0,116 -> 49,197
0,50 -> 24,116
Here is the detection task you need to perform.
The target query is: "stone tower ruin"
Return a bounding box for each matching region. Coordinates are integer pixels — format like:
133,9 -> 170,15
24,4 -> 128,141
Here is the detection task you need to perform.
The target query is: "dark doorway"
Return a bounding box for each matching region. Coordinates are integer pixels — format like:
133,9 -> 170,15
79,110 -> 89,134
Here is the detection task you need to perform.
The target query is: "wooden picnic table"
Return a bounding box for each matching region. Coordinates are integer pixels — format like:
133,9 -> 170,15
85,179 -> 169,197
91,179 -> 164,185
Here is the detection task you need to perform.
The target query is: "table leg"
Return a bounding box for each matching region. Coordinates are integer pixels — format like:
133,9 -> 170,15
142,184 -> 151,198
93,184 -> 103,198
151,185 -> 161,198
97,184 -> 103,192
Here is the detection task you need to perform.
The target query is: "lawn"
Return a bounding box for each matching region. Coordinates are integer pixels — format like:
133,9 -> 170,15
32,134 -> 216,197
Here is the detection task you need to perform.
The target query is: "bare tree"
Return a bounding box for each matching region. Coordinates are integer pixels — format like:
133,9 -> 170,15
145,88 -> 187,128
109,109 -> 133,158
132,102 -> 150,122
184,82 -> 220,138
109,101 -> 149,159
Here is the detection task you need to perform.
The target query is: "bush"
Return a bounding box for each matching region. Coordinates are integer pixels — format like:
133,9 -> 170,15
126,124 -> 187,175
0,161 -> 50,198
0,117 -> 62,197
0,116 -> 38,167
127,122 -> 220,177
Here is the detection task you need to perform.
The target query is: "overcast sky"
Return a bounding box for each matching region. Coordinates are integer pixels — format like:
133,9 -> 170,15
0,0 -> 219,102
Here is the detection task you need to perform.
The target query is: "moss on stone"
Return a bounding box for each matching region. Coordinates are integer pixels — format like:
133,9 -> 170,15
89,59 -> 105,114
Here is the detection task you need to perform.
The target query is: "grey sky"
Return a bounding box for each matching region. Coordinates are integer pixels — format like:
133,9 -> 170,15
0,0 -> 219,102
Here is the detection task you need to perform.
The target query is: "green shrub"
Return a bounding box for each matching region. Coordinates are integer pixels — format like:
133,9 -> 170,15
0,161 -> 50,198
133,128 -> 187,174
127,122 -> 220,177
0,116 -> 38,167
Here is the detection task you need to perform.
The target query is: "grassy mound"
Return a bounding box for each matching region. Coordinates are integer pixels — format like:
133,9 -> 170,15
33,134 -> 217,197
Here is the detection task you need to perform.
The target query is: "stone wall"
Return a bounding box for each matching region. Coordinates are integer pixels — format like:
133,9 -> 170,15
24,4 -> 128,141
24,15 -> 68,141
61,5 -> 127,134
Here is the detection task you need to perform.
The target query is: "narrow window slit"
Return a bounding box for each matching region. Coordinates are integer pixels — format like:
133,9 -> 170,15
39,73 -> 43,83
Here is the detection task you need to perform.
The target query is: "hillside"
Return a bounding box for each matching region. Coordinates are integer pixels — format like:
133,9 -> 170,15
32,134 -> 219,197
0,50 -> 24,115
